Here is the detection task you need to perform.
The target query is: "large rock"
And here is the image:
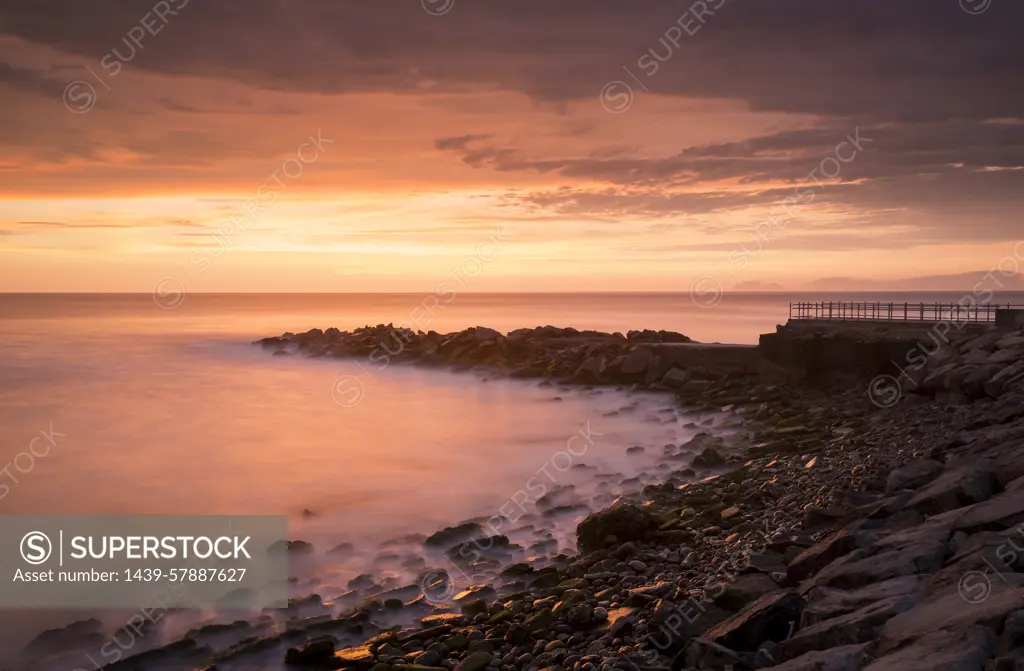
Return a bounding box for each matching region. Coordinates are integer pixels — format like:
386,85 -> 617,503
954,490 -> 1024,533
802,576 -> 923,626
877,581 -> 1024,653
708,573 -> 780,611
886,460 -> 944,494
576,502 -> 660,554
765,643 -> 875,671
800,549 -> 920,592
865,626 -> 995,671
776,593 -> 922,661
702,590 -> 806,652
788,524 -> 874,583
906,462 -> 998,515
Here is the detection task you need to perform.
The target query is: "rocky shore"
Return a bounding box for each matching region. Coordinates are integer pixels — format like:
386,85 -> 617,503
22,323 -> 1024,671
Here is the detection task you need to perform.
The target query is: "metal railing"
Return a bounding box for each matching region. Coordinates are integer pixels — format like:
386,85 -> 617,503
789,301 -> 1024,323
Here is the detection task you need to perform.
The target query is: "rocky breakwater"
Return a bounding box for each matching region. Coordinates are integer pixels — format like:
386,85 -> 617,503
895,326 -> 1024,405
256,325 -> 760,396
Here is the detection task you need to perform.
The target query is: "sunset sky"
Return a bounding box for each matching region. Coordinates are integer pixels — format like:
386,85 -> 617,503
1,1 -> 1022,293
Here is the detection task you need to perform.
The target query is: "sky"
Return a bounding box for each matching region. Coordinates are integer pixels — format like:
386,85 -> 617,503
1,0 -> 1022,293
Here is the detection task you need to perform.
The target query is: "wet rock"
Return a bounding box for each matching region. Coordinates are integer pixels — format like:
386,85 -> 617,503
576,502 -> 659,554
285,638 -> 336,665
267,539 -> 314,555
425,522 -> 484,549
335,644 -> 376,669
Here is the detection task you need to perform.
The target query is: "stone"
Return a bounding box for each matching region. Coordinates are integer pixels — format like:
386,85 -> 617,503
776,594 -> 921,661
954,490 -> 1024,533
619,349 -> 654,377
424,523 -> 484,549
878,582 -> 1024,653
678,638 -> 741,670
906,463 -> 997,515
709,573 -> 780,611
702,590 -> 806,652
802,576 -> 923,626
721,505 -> 743,521
788,525 -> 873,583
764,642 -> 875,671
576,502 -> 660,554
455,651 -> 493,671
886,460 -> 944,494
285,638 -> 336,665
661,368 -> 690,388
800,549 -> 920,592
865,626 -> 995,671
453,585 -> 497,604
335,644 -> 375,668
692,447 -> 727,468
985,362 -> 1024,397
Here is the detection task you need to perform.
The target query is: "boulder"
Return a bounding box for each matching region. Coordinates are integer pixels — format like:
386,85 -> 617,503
692,447 -> 727,468
424,522 -> 483,549
906,462 -> 998,515
877,582 -> 1024,653
576,502 -> 660,553
802,576 -> 923,626
619,348 -> 655,377
708,573 -> 780,611
661,368 -> 691,388
702,590 -> 806,651
788,525 -> 874,583
776,593 -> 922,661
800,549 -> 920,592
764,642 -> 875,671
886,460 -> 944,494
866,626 -> 995,671
285,638 -> 336,665
954,490 -> 1024,533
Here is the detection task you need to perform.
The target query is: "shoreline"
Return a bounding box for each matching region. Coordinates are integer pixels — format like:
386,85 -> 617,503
18,321 -> 1024,671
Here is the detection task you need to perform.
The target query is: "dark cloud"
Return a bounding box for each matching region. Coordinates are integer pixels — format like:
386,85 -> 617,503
0,63 -> 66,99
1,1 -> 1021,122
434,134 -> 491,151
